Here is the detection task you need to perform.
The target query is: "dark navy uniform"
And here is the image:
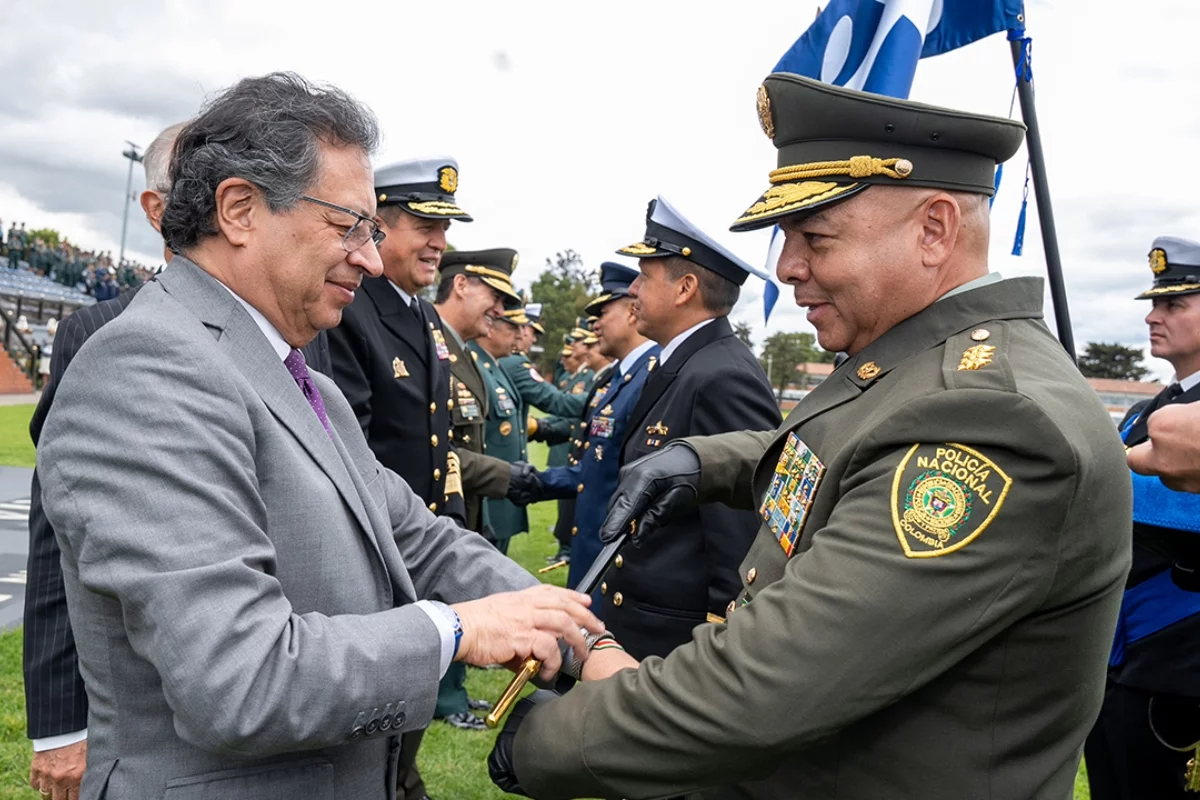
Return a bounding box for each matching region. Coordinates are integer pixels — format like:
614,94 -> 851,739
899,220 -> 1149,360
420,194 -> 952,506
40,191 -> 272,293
602,198 -> 781,660
1087,237 -> 1200,800
329,278 -> 460,519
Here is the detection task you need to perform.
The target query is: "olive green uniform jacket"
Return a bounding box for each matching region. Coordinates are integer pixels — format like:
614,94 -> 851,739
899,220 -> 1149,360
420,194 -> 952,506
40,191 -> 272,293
468,342 -> 529,542
512,278 -> 1132,800
441,322 -> 508,532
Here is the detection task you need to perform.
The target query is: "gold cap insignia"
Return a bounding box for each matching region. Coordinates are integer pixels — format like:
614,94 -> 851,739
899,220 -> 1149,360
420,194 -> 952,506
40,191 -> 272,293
1150,248 -> 1168,275
393,358 -> 409,378
756,84 -> 775,139
619,241 -> 658,256
957,344 -> 996,371
439,166 -> 458,194
857,361 -> 881,381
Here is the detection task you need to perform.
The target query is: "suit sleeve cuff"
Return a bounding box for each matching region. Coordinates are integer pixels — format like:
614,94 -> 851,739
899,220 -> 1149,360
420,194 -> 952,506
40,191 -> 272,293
414,600 -> 456,677
32,729 -> 87,752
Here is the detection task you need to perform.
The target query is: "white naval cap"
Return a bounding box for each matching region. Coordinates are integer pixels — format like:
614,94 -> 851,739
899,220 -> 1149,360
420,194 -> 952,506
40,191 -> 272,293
374,156 -> 472,221
616,196 -> 768,285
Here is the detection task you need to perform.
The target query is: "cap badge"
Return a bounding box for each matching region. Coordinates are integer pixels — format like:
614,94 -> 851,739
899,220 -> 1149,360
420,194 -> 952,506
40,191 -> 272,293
619,241 -> 658,256
957,345 -> 996,371
857,361 -> 881,381
1150,248 -> 1169,275
511,253 -> 519,271
756,84 -> 775,139
439,166 -> 458,194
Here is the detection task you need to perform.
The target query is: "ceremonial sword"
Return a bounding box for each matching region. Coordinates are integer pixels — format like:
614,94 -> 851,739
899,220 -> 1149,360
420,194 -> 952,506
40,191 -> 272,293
485,525 -> 632,728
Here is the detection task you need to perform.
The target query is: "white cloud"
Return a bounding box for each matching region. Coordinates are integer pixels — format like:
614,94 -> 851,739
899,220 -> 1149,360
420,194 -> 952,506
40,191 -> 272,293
1,0 -> 1191,380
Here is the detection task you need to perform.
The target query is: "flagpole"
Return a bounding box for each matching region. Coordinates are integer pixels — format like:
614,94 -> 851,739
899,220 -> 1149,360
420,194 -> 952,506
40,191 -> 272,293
1009,35 -> 1076,362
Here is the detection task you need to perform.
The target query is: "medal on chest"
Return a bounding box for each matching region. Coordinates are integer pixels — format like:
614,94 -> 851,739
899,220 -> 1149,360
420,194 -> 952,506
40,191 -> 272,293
431,328 -> 450,360
454,382 -> 481,420
760,432 -> 826,558
590,415 -> 615,438
495,386 -> 516,415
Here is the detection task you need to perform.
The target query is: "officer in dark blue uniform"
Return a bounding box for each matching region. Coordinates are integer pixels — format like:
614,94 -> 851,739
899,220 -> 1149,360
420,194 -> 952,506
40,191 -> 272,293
508,263 -> 660,589
1086,236 -> 1200,799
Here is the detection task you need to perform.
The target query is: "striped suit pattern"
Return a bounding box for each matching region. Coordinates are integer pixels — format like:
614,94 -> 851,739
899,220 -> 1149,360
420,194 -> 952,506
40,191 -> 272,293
24,285 -> 331,741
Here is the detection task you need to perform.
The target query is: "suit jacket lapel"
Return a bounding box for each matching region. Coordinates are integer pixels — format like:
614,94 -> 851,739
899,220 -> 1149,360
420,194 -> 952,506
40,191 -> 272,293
627,317 -> 732,433
363,277 -> 429,367
157,259 -> 387,564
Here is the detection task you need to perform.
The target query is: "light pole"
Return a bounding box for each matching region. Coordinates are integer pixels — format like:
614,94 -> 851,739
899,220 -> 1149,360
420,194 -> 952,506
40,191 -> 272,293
118,141 -> 143,267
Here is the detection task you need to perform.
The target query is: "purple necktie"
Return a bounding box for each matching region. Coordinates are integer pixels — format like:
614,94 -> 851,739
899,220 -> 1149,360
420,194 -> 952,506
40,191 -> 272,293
284,348 -> 332,437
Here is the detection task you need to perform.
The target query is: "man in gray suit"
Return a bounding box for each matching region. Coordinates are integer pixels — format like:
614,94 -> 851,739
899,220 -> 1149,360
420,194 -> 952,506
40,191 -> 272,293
37,72 -> 600,800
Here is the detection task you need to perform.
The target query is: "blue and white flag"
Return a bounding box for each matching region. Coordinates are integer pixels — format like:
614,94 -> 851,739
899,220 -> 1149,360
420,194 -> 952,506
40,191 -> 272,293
760,0 -> 1024,323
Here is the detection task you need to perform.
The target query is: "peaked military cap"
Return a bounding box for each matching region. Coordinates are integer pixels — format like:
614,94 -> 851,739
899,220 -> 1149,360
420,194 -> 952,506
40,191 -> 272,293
524,302 -> 546,334
500,307 -> 529,326
375,157 -> 472,221
585,262 -> 640,315
439,248 -> 523,308
731,73 -> 1027,232
618,196 -> 766,286
1136,236 -> 1200,299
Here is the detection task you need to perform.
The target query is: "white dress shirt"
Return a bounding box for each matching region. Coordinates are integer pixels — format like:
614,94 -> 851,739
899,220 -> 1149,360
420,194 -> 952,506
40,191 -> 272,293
658,318 -> 715,367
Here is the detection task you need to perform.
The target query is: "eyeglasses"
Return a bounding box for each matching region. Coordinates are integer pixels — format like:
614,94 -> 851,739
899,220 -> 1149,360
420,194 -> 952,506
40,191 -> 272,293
300,195 -> 386,252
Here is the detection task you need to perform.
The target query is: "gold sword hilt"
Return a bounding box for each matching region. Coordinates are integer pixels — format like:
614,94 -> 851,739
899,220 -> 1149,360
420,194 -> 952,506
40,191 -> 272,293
485,656 -> 540,729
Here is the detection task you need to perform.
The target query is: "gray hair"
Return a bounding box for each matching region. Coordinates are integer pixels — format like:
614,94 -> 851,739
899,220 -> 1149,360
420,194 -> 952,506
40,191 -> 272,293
161,72 -> 380,253
142,121 -> 189,194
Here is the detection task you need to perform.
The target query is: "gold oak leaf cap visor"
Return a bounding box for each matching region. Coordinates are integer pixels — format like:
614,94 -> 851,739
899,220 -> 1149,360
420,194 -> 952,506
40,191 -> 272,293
731,73 -> 1027,232
439,248 -> 524,308
375,156 -> 473,222
1136,236 -> 1200,299
618,195 -> 770,286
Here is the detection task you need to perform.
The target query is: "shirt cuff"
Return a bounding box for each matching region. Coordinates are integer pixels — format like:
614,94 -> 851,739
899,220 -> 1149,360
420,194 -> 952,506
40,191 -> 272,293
32,729 -> 87,752
414,600 -> 455,678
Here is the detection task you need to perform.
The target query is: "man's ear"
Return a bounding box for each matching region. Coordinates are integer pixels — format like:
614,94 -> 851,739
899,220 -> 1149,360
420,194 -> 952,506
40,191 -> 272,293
674,273 -> 699,308
140,190 -> 166,233
213,178 -> 260,248
919,193 -> 962,269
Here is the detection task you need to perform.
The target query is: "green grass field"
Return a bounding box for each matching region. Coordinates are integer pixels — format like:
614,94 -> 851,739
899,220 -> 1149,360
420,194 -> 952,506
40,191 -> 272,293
0,406 -> 1093,799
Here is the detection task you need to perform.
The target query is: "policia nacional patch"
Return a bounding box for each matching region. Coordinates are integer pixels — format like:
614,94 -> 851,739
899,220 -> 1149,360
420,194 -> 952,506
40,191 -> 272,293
890,443 -> 1012,558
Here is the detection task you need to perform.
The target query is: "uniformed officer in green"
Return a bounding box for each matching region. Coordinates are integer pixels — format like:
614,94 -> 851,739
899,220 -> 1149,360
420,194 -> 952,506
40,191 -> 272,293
489,74 -> 1132,800
468,303 -> 531,554
501,304 -> 588,421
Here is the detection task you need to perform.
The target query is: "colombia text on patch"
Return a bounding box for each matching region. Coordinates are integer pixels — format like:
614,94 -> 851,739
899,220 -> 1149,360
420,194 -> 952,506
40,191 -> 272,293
890,443 -> 1011,558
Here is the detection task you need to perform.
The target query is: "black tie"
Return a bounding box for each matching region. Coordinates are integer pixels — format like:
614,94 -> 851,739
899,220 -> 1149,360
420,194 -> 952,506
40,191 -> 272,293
1126,383 -> 1184,446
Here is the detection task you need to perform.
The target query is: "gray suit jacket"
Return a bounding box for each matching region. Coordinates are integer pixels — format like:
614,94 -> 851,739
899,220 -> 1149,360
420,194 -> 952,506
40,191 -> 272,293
38,257 -> 536,800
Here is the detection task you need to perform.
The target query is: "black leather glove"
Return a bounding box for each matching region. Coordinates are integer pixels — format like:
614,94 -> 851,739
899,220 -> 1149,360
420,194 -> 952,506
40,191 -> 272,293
507,461 -> 545,506
487,690 -> 557,796
598,440 -> 701,545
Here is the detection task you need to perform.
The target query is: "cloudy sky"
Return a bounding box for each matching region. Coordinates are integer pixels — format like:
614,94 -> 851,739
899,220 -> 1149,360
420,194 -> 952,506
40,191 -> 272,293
1,0 -> 1193,379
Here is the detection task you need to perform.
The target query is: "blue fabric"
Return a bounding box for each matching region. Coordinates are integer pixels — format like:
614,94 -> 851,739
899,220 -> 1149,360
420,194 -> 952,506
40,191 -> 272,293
774,0 -> 1024,97
1120,409 -> 1200,533
539,346 -> 660,590
1110,570 -> 1200,667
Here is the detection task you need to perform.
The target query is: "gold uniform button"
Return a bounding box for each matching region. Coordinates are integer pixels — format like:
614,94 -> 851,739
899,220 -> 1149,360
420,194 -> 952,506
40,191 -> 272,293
428,502 -> 438,512
433,468 -> 441,481
577,483 -> 584,493
429,402 -> 437,414
448,430 -> 454,440
747,567 -> 758,584
431,434 -> 439,447
612,592 -> 624,607
571,526 -> 578,536
600,582 -> 607,595
584,441 -> 591,450
614,554 -> 623,568
447,399 -> 454,410
970,328 -> 991,342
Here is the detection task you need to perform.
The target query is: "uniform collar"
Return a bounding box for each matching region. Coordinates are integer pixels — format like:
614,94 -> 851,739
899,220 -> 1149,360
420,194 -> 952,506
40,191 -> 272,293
844,277 -> 1044,388
1175,369 -> 1200,393
658,317 -> 715,366
619,340 -> 657,375
936,272 -> 1003,302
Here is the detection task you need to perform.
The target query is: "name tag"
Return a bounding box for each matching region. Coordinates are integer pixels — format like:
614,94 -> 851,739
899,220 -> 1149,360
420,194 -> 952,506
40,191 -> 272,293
495,389 -> 516,415
760,432 -> 826,558
431,329 -> 450,360
590,415 -> 615,438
